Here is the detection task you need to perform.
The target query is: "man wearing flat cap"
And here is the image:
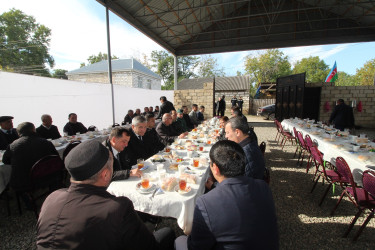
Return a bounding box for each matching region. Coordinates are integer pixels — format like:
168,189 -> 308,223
37,140 -> 175,250
0,116 -> 19,150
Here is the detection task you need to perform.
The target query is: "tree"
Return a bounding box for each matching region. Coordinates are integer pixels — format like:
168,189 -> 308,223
244,49 -> 291,84
354,58 -> 375,86
197,55 -> 225,78
292,56 -> 329,82
0,8 -> 54,76
80,52 -> 119,67
150,50 -> 199,90
335,71 -> 356,86
52,69 -> 68,79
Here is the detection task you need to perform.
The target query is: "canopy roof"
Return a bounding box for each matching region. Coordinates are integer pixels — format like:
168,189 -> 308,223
97,0 -> 375,56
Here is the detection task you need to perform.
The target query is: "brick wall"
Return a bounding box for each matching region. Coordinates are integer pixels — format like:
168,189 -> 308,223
215,91 -> 250,114
174,82 -> 214,119
319,85 -> 375,128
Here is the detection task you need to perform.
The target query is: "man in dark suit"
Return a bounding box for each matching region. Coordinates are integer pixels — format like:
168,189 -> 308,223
225,117 -> 264,179
182,106 -> 194,131
237,96 -> 244,113
329,99 -> 355,131
0,116 -> 19,150
231,95 -> 237,107
102,127 -> 142,181
145,113 -> 165,153
2,122 -> 59,192
156,96 -> 175,119
63,113 -> 88,136
37,140 -> 174,250
175,140 -> 278,250
36,114 -> 61,140
123,109 -> 134,125
218,95 -> 226,117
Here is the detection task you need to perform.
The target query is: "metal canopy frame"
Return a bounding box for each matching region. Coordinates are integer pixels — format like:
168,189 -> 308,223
97,0 -> 375,56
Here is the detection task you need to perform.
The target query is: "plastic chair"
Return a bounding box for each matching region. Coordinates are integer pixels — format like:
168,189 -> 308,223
330,157 -> 369,237
16,155 -> 65,218
353,170 -> 375,241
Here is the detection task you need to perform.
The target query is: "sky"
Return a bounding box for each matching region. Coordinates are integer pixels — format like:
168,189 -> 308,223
1,0 -> 375,77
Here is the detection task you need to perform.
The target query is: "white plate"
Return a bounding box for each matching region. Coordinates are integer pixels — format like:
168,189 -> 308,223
174,185 -> 192,195
135,182 -> 156,194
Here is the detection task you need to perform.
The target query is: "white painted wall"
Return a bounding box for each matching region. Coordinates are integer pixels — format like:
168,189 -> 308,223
0,72 -> 173,133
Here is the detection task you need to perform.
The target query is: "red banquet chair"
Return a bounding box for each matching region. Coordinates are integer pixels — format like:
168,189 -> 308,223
352,170 -> 375,241
309,146 -> 342,206
276,120 -> 294,149
304,135 -> 315,173
330,157 -> 371,238
295,131 -> 309,167
274,120 -> 282,143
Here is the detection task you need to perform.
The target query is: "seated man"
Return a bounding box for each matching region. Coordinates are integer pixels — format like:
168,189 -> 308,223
134,108 -> 142,117
197,105 -> 205,121
36,114 -> 61,140
154,106 -> 160,116
126,116 -> 164,165
182,106 -> 194,131
156,114 -> 188,145
149,106 -> 154,113
103,127 -> 142,181
123,109 -> 134,125
171,110 -> 184,134
2,122 -> 59,192
144,113 -> 165,154
176,140 -> 278,250
63,113 -> 88,136
143,107 -> 150,116
0,116 -> 19,150
176,109 -> 188,133
37,140 -> 175,250
225,117 -> 265,179
189,104 -> 201,127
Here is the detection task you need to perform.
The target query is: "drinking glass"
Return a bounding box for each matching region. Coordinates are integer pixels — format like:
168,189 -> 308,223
179,177 -> 187,191
137,159 -> 145,169
141,174 -> 150,189
193,158 -> 200,167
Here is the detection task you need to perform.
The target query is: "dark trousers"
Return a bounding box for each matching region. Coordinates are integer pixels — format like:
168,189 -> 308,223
154,227 -> 175,250
220,110 -> 225,117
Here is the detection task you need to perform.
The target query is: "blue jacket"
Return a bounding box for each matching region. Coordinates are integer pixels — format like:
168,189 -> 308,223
188,176 -> 279,250
239,137 -> 265,179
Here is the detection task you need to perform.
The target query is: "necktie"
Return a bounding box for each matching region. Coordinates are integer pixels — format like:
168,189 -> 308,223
138,136 -> 142,141
116,153 -> 122,168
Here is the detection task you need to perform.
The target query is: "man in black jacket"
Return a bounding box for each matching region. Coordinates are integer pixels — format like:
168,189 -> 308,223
37,140 -> 174,250
182,106 -> 194,131
156,114 -> 188,145
145,113 -> 165,153
36,114 -> 61,140
0,116 -> 19,150
156,96 -> 175,119
2,122 -> 59,191
102,127 -> 142,181
329,99 -> 355,131
63,113 -> 88,136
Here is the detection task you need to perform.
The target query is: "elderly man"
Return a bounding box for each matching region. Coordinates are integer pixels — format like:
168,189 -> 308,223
225,117 -> 265,180
175,140 -> 278,250
189,104 -> 201,127
103,127 -> 142,180
156,96 -> 175,119
0,116 -> 19,150
2,122 -> 59,192
37,140 -> 175,249
123,109 -> 134,125
156,114 -> 188,145
36,114 -> 61,140
125,116 -> 164,165
63,113 -> 88,136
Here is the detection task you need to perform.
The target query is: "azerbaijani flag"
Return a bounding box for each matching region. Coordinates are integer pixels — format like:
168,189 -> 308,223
325,61 -> 338,83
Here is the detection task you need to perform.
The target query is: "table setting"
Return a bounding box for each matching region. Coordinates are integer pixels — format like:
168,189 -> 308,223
282,118 -> 375,185
107,118 -> 222,234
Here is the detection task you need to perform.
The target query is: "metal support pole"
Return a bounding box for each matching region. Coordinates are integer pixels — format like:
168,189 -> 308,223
174,55 -> 178,90
213,77 -> 216,117
106,3 -> 115,125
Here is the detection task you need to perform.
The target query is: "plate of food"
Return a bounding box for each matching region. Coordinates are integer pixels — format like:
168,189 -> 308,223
174,185 -> 192,195
151,155 -> 166,163
161,177 -> 178,192
135,182 -> 156,194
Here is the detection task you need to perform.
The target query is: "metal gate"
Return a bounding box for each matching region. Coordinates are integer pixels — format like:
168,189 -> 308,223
275,73 -> 305,121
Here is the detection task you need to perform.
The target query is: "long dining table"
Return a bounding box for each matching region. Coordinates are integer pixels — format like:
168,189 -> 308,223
281,118 -> 375,186
107,119 -> 221,234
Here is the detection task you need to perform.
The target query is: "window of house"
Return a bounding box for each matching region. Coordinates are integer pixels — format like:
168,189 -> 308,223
137,76 -> 142,88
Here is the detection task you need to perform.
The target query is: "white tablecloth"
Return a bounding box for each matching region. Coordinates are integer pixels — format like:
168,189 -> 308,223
107,131 -> 218,234
281,119 -> 375,185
